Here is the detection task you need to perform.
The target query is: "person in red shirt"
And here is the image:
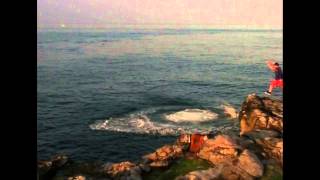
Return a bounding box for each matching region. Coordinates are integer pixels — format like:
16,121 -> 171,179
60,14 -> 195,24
264,60 -> 283,95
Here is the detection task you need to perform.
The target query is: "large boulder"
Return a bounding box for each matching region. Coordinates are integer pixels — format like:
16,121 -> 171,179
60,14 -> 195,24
198,135 -> 241,164
239,94 -> 283,136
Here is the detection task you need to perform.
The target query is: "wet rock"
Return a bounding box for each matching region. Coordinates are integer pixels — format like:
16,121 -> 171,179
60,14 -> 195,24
38,154 -> 69,180
237,149 -> 263,177
238,94 -> 283,136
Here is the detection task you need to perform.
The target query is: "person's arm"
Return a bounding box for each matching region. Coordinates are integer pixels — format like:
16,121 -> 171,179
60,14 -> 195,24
266,60 -> 276,71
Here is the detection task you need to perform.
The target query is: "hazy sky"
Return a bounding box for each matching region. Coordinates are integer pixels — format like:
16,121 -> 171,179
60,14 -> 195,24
38,0 -> 282,29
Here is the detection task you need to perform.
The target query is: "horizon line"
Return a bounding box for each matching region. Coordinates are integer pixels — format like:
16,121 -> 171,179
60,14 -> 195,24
37,23 -> 282,30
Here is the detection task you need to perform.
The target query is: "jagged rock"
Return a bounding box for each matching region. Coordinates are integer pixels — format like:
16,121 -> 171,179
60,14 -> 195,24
198,135 -> 241,164
142,144 -> 184,168
239,94 -> 283,136
143,152 -> 157,162
38,154 -> 69,180
237,149 -> 264,177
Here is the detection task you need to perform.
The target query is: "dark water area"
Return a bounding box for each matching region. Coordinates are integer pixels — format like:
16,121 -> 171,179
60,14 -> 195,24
37,28 -> 282,163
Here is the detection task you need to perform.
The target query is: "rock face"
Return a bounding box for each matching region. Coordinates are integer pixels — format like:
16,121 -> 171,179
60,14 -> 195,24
255,137 -> 283,166
195,135 -> 264,179
237,149 -> 264,177
237,94 -> 283,167
239,94 -> 283,136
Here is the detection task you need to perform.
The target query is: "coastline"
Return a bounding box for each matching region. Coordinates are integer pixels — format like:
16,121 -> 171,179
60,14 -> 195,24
38,93 -> 283,180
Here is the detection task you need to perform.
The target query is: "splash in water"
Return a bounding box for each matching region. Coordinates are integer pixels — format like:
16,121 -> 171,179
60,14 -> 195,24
220,104 -> 238,119
164,109 -> 218,123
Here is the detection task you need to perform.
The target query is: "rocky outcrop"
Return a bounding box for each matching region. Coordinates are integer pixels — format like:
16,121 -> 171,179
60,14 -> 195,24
255,137 -> 283,166
38,94 -> 283,180
237,149 -> 264,177
142,144 -> 184,168
239,94 -> 283,136
198,135 -> 241,164
103,161 -> 142,180
38,154 -> 69,180
195,135 -> 264,179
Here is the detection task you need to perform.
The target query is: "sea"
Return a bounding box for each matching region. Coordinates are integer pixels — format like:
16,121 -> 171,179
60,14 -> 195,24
37,28 -> 282,163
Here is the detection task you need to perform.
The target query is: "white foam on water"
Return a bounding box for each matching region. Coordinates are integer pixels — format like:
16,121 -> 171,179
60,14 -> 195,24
164,109 -> 218,123
89,114 -> 185,135
220,104 -> 238,119
89,107 -> 231,136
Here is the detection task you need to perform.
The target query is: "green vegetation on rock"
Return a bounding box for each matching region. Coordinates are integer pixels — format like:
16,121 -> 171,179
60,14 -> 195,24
143,158 -> 212,180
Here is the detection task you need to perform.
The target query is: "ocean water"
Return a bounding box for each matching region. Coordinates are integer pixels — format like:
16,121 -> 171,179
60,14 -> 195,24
37,28 -> 282,163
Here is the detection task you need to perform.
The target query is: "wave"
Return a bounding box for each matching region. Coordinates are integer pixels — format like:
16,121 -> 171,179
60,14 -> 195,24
89,107 -> 225,136
89,114 -> 185,136
89,107 -> 231,136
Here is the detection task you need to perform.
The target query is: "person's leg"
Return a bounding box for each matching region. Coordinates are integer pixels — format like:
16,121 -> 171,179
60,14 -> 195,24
268,83 -> 274,93
265,79 -> 276,95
